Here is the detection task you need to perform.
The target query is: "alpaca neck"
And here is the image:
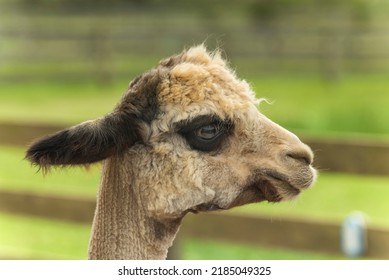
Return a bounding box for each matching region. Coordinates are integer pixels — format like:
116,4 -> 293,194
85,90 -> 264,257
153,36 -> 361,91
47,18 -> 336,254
88,157 -> 181,260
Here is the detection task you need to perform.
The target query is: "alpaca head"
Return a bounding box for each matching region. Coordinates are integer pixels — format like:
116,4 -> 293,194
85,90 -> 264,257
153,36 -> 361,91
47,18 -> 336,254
26,45 -> 316,220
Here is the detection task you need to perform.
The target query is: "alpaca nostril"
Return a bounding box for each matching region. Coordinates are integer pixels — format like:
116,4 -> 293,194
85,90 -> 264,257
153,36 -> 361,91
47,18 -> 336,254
286,150 -> 313,165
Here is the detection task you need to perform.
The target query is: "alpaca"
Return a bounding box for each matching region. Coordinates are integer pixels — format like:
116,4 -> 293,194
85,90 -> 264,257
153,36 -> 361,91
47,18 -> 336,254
26,45 -> 316,260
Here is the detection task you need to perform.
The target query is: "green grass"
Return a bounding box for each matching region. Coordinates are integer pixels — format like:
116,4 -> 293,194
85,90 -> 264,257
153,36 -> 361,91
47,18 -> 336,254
183,238 -> 342,260
0,82 -> 123,125
0,213 -> 90,259
250,74 -> 389,136
0,145 -> 100,197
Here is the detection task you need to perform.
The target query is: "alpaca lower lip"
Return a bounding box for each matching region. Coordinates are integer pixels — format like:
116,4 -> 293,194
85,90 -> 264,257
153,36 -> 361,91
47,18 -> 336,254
264,170 -> 288,182
264,171 -> 301,198
265,171 -> 302,190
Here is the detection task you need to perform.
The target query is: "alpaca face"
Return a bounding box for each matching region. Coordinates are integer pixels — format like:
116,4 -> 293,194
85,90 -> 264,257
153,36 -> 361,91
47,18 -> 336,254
128,46 -> 316,218
26,45 -> 316,220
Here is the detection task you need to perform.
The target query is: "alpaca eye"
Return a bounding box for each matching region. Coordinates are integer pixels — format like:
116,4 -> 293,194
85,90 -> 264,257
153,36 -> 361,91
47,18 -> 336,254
196,124 -> 219,140
176,115 -> 234,152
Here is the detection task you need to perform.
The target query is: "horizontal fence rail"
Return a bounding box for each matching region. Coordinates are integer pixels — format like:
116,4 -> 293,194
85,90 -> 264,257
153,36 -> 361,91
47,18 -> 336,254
0,189 -> 388,259
304,137 -> 389,176
0,189 -> 95,224
1,121 -> 388,175
0,122 -> 65,147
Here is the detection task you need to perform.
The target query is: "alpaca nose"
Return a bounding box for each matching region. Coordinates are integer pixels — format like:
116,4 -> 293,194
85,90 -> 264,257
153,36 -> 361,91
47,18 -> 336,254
286,144 -> 314,166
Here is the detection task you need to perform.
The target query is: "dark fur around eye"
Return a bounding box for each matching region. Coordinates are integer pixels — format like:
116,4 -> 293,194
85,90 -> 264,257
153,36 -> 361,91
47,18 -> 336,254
175,115 -> 233,152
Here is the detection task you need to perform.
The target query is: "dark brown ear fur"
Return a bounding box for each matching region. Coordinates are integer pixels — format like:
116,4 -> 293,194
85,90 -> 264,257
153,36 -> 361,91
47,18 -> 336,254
25,113 -> 141,169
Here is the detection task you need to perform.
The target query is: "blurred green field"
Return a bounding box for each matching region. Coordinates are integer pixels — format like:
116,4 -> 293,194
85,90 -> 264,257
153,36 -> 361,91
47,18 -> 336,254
1,0 -> 389,261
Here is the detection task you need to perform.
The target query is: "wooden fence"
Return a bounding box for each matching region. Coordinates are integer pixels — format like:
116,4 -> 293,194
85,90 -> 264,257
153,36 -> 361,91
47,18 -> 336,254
1,121 -> 389,259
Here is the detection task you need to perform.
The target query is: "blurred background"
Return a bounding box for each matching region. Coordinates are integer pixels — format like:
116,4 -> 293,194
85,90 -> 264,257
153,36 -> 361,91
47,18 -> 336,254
1,0 -> 389,259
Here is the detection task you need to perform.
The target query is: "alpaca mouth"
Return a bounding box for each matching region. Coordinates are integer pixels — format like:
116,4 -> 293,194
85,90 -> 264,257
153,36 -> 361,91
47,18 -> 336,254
264,172 -> 301,201
263,168 -> 317,201
239,170 -> 304,204
188,169 -> 313,214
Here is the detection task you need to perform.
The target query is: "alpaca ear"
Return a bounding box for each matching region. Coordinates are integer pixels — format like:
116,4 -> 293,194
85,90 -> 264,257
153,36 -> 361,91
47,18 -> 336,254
25,113 -> 141,169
